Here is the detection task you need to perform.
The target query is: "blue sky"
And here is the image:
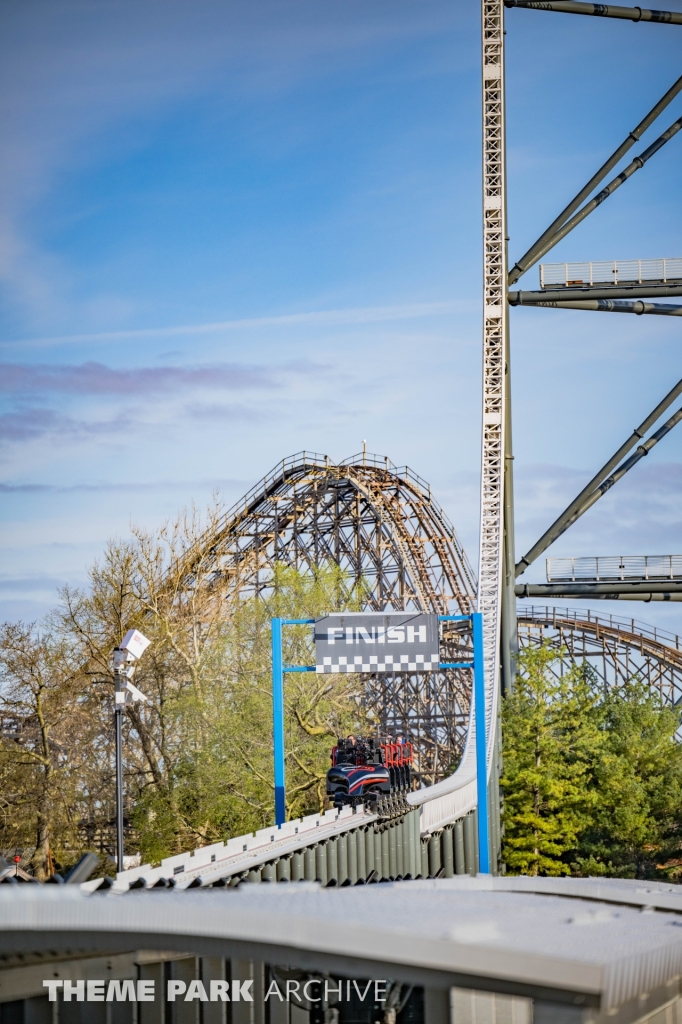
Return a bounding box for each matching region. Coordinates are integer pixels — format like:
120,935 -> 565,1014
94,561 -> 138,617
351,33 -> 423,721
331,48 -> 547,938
1,0 -> 682,635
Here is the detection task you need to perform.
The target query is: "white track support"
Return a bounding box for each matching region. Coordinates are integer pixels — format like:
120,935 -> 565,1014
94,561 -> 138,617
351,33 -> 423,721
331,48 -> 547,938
405,0 -> 508,834
479,0 -> 507,747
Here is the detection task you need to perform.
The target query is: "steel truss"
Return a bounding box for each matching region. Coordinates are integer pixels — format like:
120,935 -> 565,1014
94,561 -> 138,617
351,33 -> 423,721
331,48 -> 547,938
517,606 -> 682,706
181,451 -> 477,783
405,0 -> 509,854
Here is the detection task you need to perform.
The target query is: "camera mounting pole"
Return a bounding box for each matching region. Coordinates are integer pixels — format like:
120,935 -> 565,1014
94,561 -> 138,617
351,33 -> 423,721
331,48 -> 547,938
113,665 -> 125,873
111,630 -> 151,873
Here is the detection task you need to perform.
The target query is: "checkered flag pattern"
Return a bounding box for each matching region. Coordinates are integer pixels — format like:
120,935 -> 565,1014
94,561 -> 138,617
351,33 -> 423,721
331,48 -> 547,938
317,653 -> 440,674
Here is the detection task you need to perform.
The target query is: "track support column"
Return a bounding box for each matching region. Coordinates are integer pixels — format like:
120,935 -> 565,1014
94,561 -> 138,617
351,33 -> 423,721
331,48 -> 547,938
480,0 -> 508,876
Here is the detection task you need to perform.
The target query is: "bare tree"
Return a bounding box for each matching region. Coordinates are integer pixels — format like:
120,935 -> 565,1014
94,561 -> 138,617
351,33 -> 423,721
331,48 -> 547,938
0,623 -> 92,878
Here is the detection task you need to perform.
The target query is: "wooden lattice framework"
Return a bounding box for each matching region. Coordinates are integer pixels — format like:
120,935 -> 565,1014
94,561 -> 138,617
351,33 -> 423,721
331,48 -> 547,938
517,606 -> 682,707
182,451 -> 477,783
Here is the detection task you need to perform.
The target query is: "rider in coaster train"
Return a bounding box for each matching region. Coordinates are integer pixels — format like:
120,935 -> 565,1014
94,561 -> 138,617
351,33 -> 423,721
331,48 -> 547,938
325,733 -> 413,808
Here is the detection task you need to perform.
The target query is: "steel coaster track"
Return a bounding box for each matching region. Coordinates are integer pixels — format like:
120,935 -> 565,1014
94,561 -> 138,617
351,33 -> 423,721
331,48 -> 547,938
85,802 -> 481,892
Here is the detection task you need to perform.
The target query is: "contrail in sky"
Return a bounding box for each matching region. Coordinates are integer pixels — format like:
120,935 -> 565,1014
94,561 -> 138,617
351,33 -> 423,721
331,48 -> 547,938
1,301 -> 472,350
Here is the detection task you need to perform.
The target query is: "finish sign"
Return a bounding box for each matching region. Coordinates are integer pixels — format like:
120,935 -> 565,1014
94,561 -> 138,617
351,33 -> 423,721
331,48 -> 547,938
314,612 -> 439,674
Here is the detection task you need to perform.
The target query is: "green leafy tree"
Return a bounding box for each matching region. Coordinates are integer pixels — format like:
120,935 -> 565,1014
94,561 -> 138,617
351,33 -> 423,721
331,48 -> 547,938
130,563 -> 369,862
0,496 -> 372,870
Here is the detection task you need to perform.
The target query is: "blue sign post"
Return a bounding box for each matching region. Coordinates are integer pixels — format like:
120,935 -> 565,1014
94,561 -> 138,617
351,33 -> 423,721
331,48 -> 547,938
270,617 -> 315,826
270,610 -> 490,873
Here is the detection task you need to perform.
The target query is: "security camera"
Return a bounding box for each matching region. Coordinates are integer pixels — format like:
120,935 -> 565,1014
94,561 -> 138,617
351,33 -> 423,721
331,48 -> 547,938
119,629 -> 151,660
112,630 -> 152,686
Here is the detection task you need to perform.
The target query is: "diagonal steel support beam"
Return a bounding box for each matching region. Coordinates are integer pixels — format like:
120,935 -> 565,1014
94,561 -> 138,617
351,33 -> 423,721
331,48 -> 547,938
516,377 -> 682,575
543,404 -> 682,536
505,1 -> 682,23
508,75 -> 682,285
513,115 -> 682,276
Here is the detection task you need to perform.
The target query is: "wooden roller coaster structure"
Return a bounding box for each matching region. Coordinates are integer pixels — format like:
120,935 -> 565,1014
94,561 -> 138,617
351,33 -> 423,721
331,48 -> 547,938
176,450 -> 682,789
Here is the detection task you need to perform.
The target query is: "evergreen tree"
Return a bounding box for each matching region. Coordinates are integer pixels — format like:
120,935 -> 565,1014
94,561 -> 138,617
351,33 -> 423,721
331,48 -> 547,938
502,644 -> 682,880
574,678 -> 682,878
501,645 -> 601,875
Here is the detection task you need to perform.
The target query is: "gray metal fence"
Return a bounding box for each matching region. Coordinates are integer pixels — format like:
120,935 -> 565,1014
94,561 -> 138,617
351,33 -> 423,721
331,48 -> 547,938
546,554 -> 682,583
540,257 -> 682,289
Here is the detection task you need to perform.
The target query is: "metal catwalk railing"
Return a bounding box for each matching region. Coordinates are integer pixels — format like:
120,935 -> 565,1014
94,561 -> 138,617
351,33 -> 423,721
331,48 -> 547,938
540,257 -> 682,289
547,554 -> 682,583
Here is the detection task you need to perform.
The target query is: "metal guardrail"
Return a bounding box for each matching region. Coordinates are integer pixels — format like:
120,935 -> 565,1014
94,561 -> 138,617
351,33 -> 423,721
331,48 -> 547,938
547,555 -> 682,583
540,257 -> 682,289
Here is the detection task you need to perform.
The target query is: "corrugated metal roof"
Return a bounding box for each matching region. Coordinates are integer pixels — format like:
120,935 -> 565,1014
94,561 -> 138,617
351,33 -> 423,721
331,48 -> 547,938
2,877 -> 682,1014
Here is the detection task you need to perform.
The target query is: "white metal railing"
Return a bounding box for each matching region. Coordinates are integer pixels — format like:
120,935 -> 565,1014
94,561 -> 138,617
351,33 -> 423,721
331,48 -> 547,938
539,258 -> 682,289
547,555 -> 682,583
